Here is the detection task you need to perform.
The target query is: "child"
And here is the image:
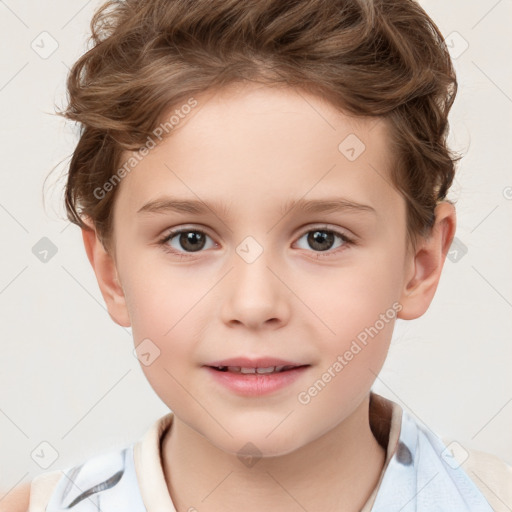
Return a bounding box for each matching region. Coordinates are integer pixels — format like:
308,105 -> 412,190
6,0 -> 512,510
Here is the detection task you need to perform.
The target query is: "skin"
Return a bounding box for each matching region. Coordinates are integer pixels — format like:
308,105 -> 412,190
82,82 -> 456,512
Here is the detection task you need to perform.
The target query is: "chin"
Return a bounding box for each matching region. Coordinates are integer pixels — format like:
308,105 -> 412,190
224,439 -> 300,461
212,425 -> 307,461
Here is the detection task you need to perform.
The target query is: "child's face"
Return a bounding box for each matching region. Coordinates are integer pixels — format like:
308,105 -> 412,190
107,83 -> 416,455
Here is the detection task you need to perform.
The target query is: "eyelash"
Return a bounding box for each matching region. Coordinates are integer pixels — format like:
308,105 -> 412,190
157,225 -> 356,259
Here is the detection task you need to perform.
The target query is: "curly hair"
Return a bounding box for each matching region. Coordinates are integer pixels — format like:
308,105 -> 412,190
56,0 -> 461,254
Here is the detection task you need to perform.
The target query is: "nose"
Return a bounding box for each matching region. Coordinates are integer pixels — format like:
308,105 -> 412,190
220,245 -> 291,330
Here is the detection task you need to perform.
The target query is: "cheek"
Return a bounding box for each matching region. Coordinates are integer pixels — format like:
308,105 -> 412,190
300,246 -> 403,381
125,286 -> 196,414
295,282 -> 397,429
122,254 -> 200,335
301,246 -> 403,331
120,261 -> 208,394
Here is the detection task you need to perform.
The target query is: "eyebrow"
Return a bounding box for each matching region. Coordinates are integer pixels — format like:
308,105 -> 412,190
136,196 -> 377,218
280,197 -> 376,216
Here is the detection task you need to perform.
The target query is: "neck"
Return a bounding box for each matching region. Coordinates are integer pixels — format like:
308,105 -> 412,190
162,394 -> 387,512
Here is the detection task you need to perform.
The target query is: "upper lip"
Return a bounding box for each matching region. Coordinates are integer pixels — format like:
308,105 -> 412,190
205,357 -> 309,368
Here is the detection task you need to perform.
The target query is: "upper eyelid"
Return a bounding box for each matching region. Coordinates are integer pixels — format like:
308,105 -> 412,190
162,223 -> 351,235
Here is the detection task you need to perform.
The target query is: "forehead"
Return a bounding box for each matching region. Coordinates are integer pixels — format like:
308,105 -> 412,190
114,83 -> 403,224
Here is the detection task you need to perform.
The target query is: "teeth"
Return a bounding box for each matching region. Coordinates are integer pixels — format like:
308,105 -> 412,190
215,365 -> 296,374
256,367 -> 277,374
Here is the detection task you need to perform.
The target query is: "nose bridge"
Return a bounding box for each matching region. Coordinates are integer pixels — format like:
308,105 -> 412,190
220,234 -> 288,327
233,233 -> 278,299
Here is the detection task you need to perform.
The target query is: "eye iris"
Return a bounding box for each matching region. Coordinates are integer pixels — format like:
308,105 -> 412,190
308,230 -> 334,251
180,232 -> 206,252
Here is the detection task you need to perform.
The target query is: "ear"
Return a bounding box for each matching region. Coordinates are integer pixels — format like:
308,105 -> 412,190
81,219 -> 131,327
397,201 -> 456,320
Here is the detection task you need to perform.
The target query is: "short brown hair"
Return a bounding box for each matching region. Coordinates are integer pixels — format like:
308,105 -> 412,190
57,0 -> 461,254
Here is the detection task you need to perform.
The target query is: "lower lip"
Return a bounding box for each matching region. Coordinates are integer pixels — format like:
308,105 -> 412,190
204,366 -> 310,396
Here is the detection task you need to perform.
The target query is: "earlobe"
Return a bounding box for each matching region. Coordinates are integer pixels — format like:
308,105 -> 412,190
81,220 -> 131,327
397,202 -> 456,320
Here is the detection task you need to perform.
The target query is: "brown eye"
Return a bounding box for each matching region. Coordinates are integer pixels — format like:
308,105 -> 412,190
160,229 -> 214,254
295,227 -> 354,257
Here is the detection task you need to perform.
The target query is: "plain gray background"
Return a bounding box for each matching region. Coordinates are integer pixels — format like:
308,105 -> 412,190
0,0 -> 511,493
